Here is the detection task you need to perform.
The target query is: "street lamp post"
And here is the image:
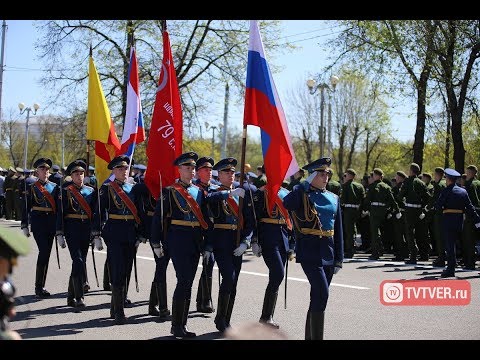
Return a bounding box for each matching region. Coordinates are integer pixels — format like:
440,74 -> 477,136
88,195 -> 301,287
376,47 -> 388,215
205,122 -> 223,159
307,75 -> 339,158
18,102 -> 40,170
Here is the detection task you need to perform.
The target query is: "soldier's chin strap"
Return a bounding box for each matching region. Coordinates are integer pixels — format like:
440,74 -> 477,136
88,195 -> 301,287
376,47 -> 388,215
305,171 -> 318,184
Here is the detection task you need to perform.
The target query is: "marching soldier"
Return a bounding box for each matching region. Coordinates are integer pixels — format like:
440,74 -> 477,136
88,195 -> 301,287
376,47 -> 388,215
150,152 -> 211,339
193,156 -> 217,313
13,167 -> 25,221
390,171 -> 408,260
283,157 -> 344,340
429,168 -> 447,267
204,157 -> 255,334
363,168 -> 400,260
135,179 -> 171,319
55,160 -> 96,311
4,167 -> 16,220
91,155 -> 143,325
251,175 -> 294,329
397,163 -> 432,264
462,165 -> 480,270
21,158 -> 60,298
340,168 -> 365,258
436,168 -> 480,277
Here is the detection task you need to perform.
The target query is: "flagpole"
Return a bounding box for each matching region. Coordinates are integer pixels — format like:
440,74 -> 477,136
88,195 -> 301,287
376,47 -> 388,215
236,124 -> 248,247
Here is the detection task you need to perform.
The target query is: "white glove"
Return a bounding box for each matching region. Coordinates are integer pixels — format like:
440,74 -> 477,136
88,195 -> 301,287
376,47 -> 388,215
22,227 -> 31,238
203,250 -> 212,263
233,242 -> 248,256
386,213 -> 392,219
251,242 -> 262,257
475,222 -> 480,229
230,188 -> 245,198
287,249 -> 296,261
334,266 -> 341,275
56,234 -> 67,249
153,245 -> 164,258
419,212 -> 425,220
305,171 -> 318,184
396,212 -> 402,219
361,210 -> 369,218
94,236 -> 104,251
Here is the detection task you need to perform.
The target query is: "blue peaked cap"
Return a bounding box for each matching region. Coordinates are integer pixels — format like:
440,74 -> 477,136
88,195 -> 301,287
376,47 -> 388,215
444,168 -> 461,178
174,152 -> 198,166
302,157 -> 332,175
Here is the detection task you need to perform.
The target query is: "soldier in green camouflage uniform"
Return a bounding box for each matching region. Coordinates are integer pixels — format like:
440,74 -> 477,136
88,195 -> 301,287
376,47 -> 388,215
364,168 -> 400,260
340,168 -> 365,258
13,168 -> 23,221
390,171 -> 408,260
397,163 -> 432,264
462,165 -> 480,270
326,170 -> 342,196
421,172 -> 435,255
3,167 -> 16,220
428,167 -> 447,267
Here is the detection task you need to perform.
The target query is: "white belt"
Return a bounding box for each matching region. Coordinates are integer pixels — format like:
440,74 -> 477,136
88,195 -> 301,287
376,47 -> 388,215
343,204 -> 360,208
405,203 -> 422,208
475,207 -> 480,211
371,202 -> 385,206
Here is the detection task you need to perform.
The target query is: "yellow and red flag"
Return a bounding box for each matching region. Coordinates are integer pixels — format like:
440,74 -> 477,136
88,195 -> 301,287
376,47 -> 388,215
86,54 -> 121,185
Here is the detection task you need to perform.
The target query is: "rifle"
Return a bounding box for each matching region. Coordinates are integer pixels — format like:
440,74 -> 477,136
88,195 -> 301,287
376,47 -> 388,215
134,247 -> 139,292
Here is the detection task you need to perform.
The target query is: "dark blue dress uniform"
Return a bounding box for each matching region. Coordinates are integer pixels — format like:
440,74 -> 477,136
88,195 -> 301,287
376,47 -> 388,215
21,158 -> 60,298
92,155 -> 142,324
135,181 -> 171,319
252,186 -> 295,329
435,168 -> 480,277
283,157 -> 344,340
193,156 -> 217,314
204,157 -> 255,333
56,160 -> 96,310
150,152 -> 211,339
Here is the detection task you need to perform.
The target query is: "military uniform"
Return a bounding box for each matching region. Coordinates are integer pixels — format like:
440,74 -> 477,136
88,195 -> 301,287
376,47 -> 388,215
390,171 -> 408,260
397,164 -> 432,263
56,160 -> 96,310
252,185 -> 294,329
135,181 -> 170,318
364,168 -> 400,259
21,158 -> 60,298
48,165 -> 63,186
193,156 -> 217,314
340,169 -> 365,258
13,168 -> 24,221
151,152 -> 211,339
92,155 -> 143,325
326,177 -> 342,197
436,168 -> 480,277
283,157 -> 343,340
3,168 -> 16,220
462,165 -> 480,269
429,168 -> 447,267
204,157 -> 255,334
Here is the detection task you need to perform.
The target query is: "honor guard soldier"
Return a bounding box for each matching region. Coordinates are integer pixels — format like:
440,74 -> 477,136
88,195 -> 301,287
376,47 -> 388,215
435,168 -> 480,277
91,155 -> 143,325
283,157 -> 344,340
204,157 -> 255,334
55,160 -> 96,311
194,156 -> 217,313
462,165 -> 480,270
397,163 -> 432,264
340,168 -> 365,258
428,168 -> 447,267
150,152 -> 211,339
21,158 -> 60,298
251,173 -> 295,329
135,180 -> 171,319
364,168 -> 400,260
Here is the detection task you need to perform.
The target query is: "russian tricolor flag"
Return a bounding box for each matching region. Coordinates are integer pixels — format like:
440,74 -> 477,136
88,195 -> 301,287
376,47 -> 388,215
243,20 -> 299,211
119,46 -> 145,165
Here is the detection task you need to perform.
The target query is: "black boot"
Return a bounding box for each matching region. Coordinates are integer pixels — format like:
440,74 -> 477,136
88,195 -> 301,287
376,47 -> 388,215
110,294 -> 115,319
170,298 -> 187,339
73,276 -> 86,312
148,282 -> 160,316
214,293 -> 230,333
67,276 -> 75,307
305,309 -> 311,340
83,262 -> 90,293
35,265 -> 50,298
103,260 -> 111,291
157,282 -> 170,318
259,291 -> 279,329
310,311 -> 325,340
197,274 -> 215,313
124,273 -> 132,307
225,292 -> 235,328
112,286 -> 127,325
182,299 -> 196,338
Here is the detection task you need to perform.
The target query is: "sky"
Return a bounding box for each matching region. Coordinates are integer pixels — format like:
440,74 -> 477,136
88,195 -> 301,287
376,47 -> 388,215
0,20 -> 416,142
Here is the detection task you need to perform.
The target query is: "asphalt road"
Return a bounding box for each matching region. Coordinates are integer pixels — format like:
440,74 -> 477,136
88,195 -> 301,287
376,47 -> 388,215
3,219 -> 480,341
